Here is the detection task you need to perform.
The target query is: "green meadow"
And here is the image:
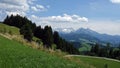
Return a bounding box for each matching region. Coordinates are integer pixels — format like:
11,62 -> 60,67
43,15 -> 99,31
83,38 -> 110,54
0,23 -> 119,68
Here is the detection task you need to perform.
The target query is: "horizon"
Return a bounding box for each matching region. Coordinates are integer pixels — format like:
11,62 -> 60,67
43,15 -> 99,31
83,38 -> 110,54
0,0 -> 120,35
54,27 -> 120,36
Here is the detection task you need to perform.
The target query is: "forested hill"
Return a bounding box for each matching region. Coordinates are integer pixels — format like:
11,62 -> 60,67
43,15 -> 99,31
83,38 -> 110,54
2,15 -> 79,54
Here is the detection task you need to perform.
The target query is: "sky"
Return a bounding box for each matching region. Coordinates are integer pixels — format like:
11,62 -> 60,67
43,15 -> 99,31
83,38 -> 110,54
0,0 -> 120,35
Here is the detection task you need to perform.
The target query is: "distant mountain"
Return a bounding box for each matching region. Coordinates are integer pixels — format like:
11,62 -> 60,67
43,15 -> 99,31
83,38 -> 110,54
56,28 -> 120,47
75,28 -> 120,46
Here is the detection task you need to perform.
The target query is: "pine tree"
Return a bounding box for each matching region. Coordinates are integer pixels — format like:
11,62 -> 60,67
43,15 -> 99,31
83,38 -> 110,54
43,26 -> 54,47
34,26 -> 44,40
3,15 -> 9,25
20,23 -> 33,41
53,31 -> 60,46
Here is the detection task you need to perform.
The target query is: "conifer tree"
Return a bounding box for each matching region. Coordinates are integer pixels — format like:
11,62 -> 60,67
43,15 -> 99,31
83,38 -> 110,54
20,23 -> 33,41
43,26 -> 54,47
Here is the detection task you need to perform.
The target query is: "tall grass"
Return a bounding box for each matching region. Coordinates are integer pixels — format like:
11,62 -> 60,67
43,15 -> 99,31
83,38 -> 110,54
0,35 -> 92,68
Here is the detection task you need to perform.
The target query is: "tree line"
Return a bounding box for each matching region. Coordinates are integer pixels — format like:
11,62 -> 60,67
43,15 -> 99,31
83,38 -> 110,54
88,43 -> 120,60
3,15 -> 79,54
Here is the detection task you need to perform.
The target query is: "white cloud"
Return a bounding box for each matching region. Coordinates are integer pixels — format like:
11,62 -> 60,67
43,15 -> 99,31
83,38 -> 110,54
30,14 -> 88,26
36,5 -> 45,9
30,15 -> 120,35
110,0 -> 120,4
0,0 -> 29,11
31,4 -> 48,12
28,0 -> 36,5
54,28 -> 75,33
30,15 -> 40,22
29,14 -> 88,30
86,20 -> 120,35
6,11 -> 26,16
31,6 -> 38,11
37,14 -> 88,23
0,0 -> 31,16
30,15 -> 52,27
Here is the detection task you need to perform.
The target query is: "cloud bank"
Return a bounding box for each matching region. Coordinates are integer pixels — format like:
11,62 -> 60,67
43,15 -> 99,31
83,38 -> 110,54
31,14 -> 88,24
0,0 -> 48,16
110,0 -> 120,4
0,0 -> 30,15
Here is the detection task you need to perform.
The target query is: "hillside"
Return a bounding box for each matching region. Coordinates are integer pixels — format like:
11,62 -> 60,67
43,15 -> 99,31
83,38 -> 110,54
0,0 -> 120,68
0,20 -> 120,68
0,23 -> 89,68
59,28 -> 120,52
0,35 -> 120,68
0,23 -> 20,35
2,15 -> 80,54
60,28 -> 120,47
0,34 -> 86,68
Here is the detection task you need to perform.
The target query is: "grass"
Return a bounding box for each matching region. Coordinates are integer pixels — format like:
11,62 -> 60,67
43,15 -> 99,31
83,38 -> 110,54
0,35 -> 90,68
0,23 -> 88,68
0,23 -> 20,35
79,43 -> 91,52
0,23 -> 119,68
75,56 -> 120,68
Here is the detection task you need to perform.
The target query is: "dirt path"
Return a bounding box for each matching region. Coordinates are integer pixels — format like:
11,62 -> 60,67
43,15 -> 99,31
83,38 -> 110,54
65,55 -> 120,62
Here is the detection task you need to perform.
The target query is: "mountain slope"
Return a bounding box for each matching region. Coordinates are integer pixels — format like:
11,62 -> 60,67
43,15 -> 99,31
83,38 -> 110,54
75,28 -> 120,46
0,22 -> 119,68
59,28 -> 120,47
0,23 -> 20,35
0,35 -> 87,68
1,35 -> 120,68
0,23 -> 91,68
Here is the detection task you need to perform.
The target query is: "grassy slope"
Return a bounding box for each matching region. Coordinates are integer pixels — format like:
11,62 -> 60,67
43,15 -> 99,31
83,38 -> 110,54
0,35 -> 86,68
78,38 -> 92,52
79,43 -> 91,52
0,23 -> 88,68
0,23 -> 119,68
75,56 -> 120,68
0,23 -> 20,35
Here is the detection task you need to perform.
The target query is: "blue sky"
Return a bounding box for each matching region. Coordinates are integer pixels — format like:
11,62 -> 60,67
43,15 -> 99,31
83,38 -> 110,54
29,0 -> 120,19
0,0 -> 120,35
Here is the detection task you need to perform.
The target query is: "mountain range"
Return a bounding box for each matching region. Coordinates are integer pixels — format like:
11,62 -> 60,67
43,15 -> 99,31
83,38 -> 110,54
55,28 -> 120,47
